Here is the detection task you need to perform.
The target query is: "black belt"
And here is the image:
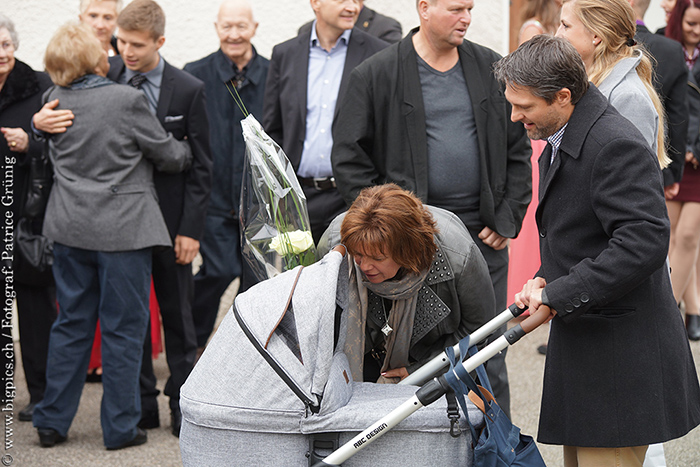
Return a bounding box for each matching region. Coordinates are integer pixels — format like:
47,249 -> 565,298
298,176 -> 337,191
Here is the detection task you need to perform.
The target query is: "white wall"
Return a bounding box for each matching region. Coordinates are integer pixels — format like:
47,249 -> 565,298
3,0 -> 509,71
1,0 -> 670,74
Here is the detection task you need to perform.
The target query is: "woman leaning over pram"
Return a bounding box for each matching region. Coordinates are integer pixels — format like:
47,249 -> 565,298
317,184 -> 495,384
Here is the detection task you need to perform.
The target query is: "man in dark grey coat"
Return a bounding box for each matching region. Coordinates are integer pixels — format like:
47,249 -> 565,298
500,35 -> 700,464
330,0 -> 532,417
184,0 -> 269,363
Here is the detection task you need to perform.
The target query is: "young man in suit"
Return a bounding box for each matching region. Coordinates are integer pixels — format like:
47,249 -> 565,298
502,35 -> 700,466
263,0 -> 388,244
183,0 -> 269,355
107,0 -> 212,438
298,0 -> 403,44
330,0 -> 532,417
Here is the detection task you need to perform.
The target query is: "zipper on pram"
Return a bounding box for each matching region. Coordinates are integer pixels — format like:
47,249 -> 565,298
232,301 -> 321,414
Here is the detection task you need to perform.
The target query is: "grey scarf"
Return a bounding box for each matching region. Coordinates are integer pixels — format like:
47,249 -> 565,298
345,259 -> 428,383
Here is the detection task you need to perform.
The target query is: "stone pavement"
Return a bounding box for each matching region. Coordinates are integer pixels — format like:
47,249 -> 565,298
7,299 -> 700,466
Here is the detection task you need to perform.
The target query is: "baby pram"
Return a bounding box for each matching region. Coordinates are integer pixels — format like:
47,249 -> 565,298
179,249 -> 547,466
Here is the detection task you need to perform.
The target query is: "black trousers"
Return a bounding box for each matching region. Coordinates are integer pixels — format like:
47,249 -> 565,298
140,246 -> 197,412
302,186 -> 347,245
16,283 -> 57,403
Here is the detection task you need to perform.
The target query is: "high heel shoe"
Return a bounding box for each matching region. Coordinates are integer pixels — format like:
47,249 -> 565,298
687,314 -> 700,341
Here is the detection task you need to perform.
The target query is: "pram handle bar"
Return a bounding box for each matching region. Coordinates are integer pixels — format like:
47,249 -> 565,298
400,303 -> 528,386
312,305 -> 551,467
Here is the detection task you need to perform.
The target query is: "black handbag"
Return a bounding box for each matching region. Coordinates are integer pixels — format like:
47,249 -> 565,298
14,123 -> 54,287
24,149 -> 53,219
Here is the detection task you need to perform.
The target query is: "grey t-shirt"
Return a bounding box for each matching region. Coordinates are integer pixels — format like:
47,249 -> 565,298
417,55 -> 481,228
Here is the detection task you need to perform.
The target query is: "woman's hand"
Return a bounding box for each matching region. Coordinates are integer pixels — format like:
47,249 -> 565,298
381,367 -> 408,381
686,151 -> 698,169
1,127 -> 29,153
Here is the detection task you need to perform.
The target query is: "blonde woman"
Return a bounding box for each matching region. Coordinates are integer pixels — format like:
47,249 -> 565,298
557,0 -> 669,169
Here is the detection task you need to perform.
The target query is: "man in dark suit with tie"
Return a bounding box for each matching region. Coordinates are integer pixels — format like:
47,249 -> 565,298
263,0 -> 388,243
298,0 -> 403,44
629,0 -> 689,197
108,0 -> 211,437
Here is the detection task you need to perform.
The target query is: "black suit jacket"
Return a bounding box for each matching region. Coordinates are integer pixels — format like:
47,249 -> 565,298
636,24 -> 688,185
331,30 -> 532,238
298,6 -> 402,44
535,85 -> 700,446
263,27 -> 388,170
107,56 -> 212,240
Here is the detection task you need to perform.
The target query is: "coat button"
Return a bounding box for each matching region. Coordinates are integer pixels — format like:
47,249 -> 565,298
580,293 -> 590,303
540,229 -> 547,238
564,303 -> 574,313
572,298 -> 581,307
111,187 -> 118,193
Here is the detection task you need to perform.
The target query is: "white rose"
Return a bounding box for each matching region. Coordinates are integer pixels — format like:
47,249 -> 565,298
269,230 -> 314,255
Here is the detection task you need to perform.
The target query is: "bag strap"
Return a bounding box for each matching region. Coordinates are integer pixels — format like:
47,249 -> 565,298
444,340 -> 479,443
445,390 -> 462,438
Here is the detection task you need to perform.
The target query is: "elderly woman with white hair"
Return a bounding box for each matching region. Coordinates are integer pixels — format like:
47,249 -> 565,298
0,12 -> 56,425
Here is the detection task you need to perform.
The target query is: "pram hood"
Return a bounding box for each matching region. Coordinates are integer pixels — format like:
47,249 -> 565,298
181,250 -> 350,433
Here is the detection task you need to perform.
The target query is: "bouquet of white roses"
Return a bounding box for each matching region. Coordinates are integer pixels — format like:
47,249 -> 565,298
239,114 -> 317,282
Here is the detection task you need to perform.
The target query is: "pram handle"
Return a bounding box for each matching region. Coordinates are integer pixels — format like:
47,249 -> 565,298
400,303 -> 528,386
312,305 -> 549,467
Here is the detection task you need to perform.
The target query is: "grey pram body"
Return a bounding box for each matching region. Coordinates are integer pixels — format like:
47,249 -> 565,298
180,251 -> 482,466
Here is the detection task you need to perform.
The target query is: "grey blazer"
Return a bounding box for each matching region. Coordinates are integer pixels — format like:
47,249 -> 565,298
597,52 -> 659,154
43,78 -> 192,252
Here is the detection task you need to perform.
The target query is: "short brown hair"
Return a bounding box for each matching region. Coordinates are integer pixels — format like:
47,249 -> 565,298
341,184 -> 438,274
117,0 -> 165,40
45,22 -> 104,87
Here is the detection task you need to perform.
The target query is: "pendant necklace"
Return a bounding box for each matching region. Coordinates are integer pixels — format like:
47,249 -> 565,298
381,298 -> 393,336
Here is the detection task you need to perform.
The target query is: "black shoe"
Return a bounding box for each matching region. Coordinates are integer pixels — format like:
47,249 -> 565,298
37,428 -> 67,447
138,408 -> 160,429
687,314 -> 700,341
86,368 -> 102,383
537,344 -> 548,355
106,428 -> 147,450
171,408 -> 182,438
19,402 -> 37,422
